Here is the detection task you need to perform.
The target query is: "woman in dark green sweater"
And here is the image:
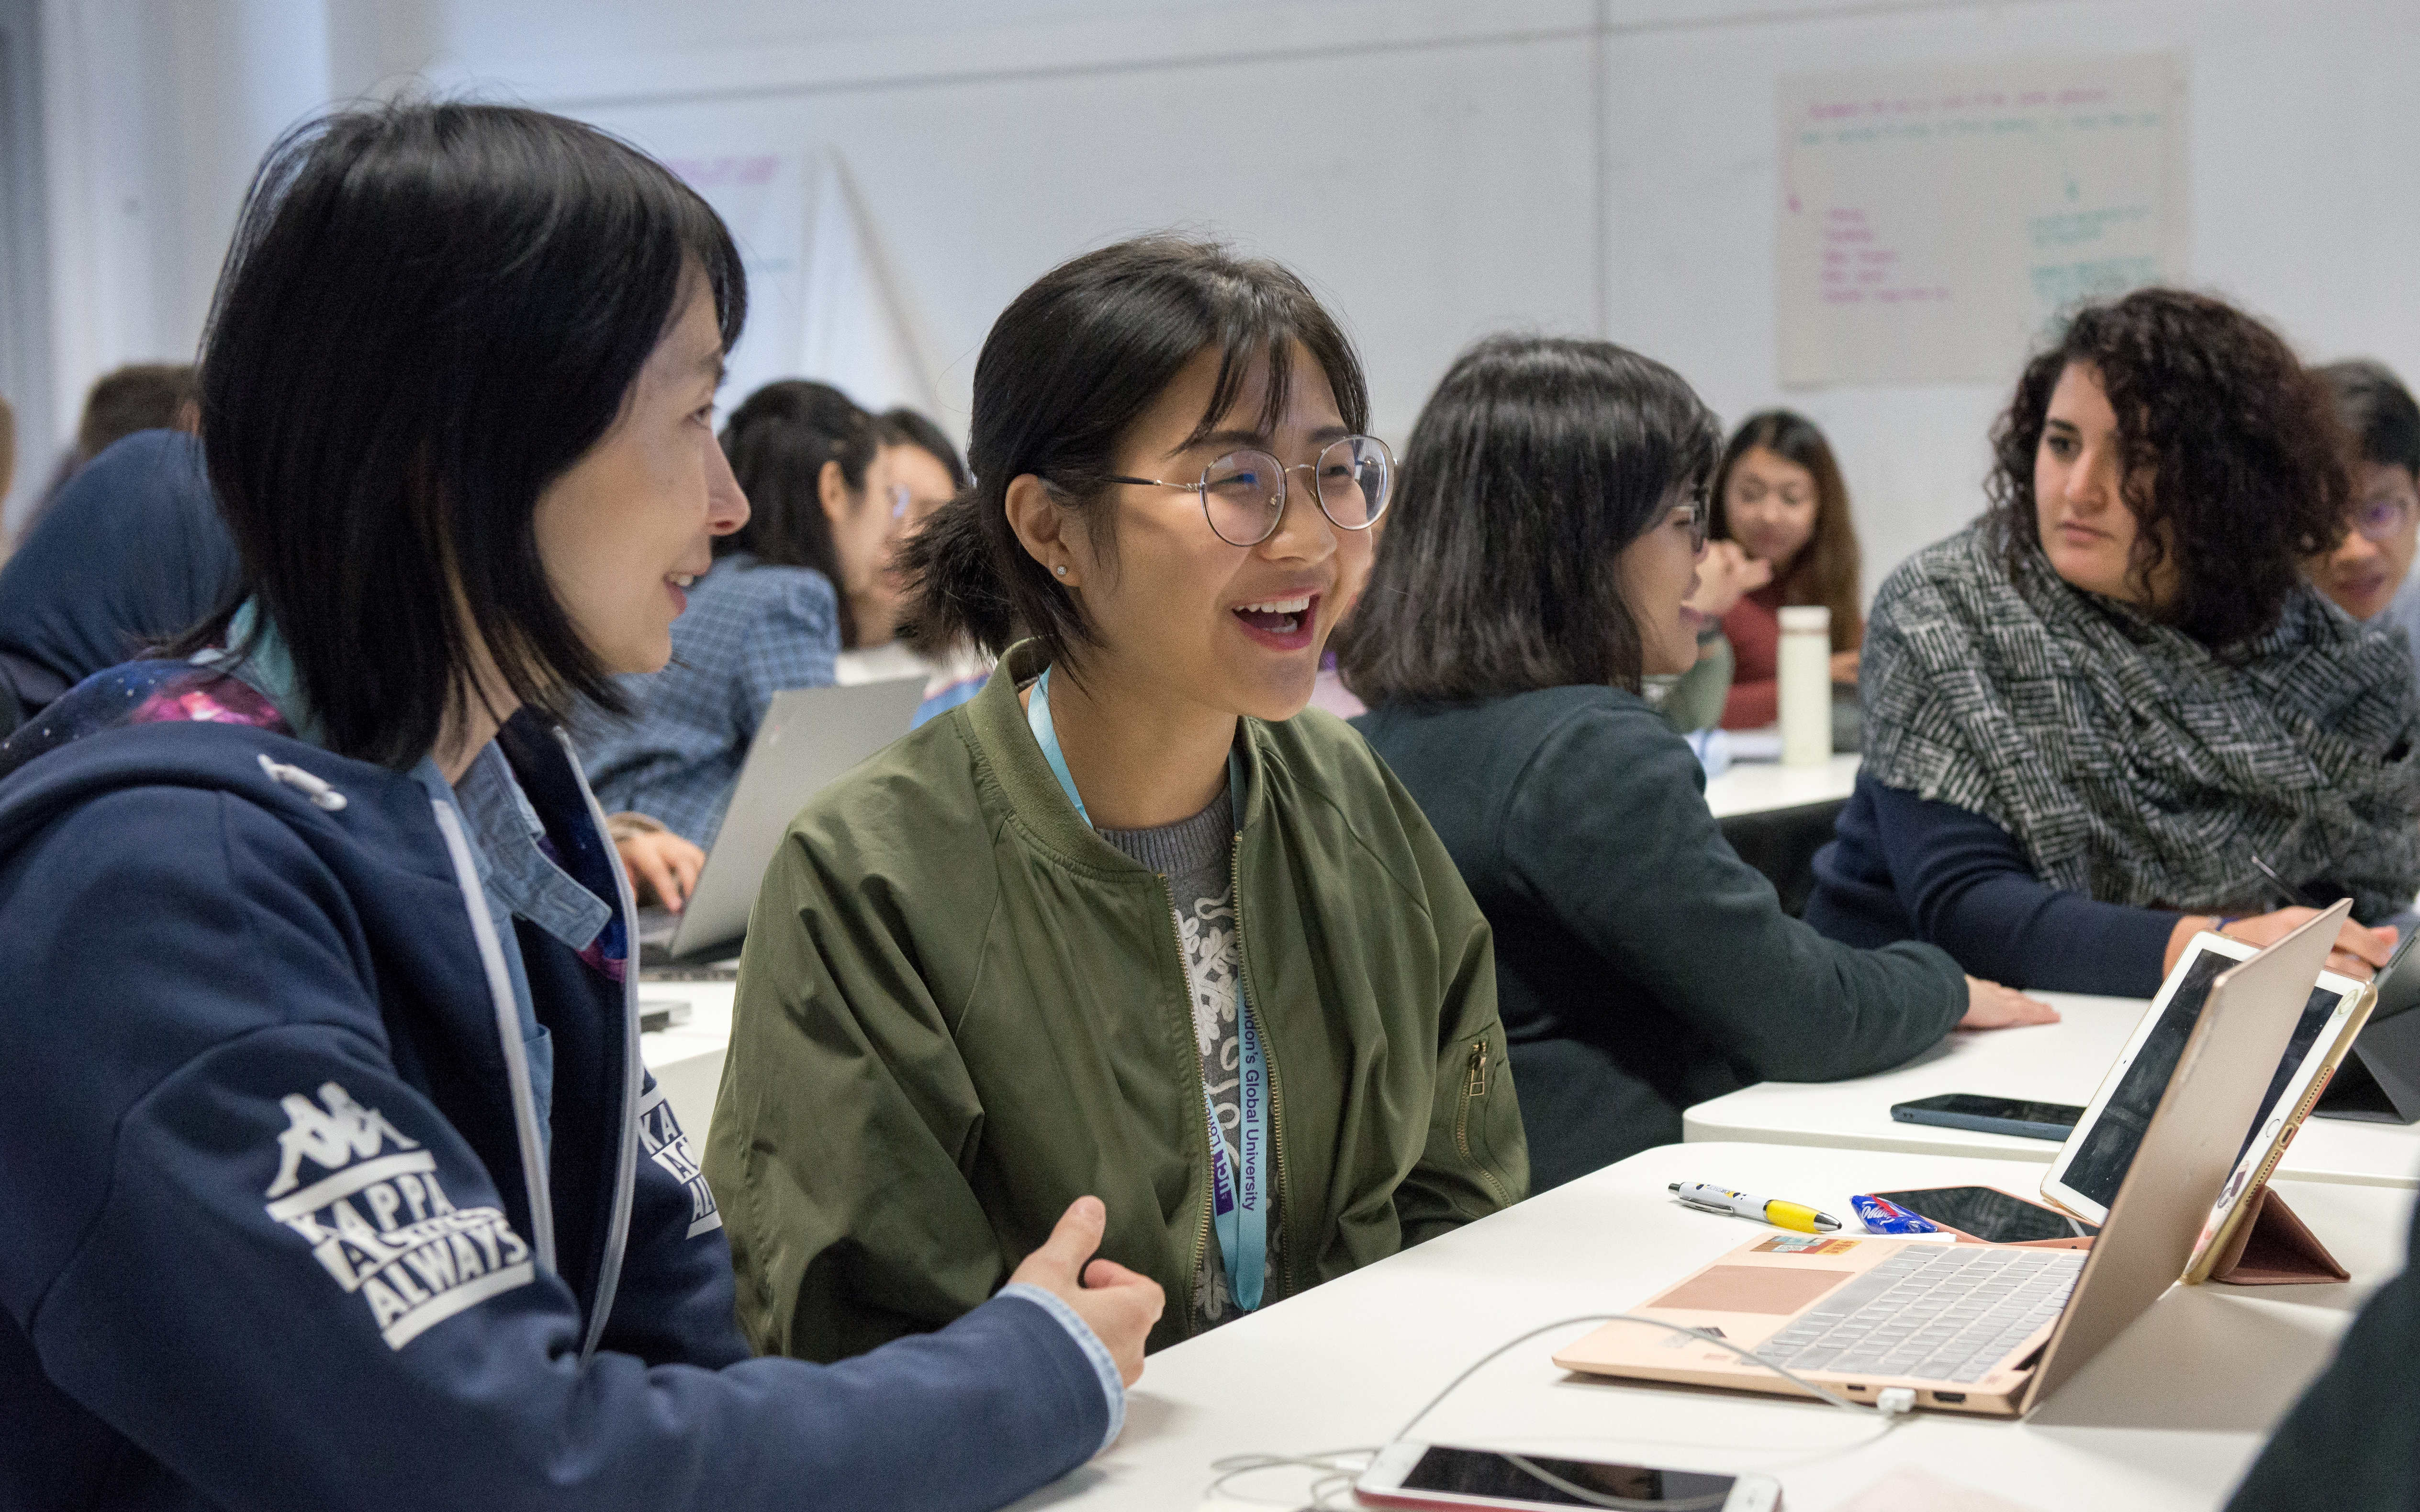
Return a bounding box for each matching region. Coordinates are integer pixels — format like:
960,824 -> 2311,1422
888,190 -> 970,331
1347,335 -> 2056,1191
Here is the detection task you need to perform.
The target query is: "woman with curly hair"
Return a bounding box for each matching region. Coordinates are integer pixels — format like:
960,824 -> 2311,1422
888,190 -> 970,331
1804,288 -> 2419,996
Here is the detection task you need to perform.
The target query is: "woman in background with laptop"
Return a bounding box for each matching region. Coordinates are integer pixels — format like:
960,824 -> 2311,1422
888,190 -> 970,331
1804,288 -> 2417,997
1345,334 -> 2056,1194
582,379 -> 870,879
704,236 -> 1527,1364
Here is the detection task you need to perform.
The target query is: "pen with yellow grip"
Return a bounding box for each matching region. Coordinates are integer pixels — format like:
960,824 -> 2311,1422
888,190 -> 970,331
1669,1181 -> 1844,1234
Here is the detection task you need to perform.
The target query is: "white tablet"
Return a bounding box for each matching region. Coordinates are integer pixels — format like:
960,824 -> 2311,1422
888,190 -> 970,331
2042,931 -> 2369,1229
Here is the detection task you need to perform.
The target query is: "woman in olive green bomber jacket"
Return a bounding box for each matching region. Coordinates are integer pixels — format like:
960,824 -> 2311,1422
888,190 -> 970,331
702,238 -> 1527,1365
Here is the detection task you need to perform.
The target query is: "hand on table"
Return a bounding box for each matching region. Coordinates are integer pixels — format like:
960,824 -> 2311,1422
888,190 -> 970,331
1008,1196 -> 1163,1386
1959,977 -> 2061,1030
2207,907 -> 2396,981
616,829 -> 705,911
1683,542 -> 1772,622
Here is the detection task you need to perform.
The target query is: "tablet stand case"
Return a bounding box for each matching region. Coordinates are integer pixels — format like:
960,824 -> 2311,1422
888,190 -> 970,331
2312,1002 -> 2420,1124
2203,1185 -> 2349,1286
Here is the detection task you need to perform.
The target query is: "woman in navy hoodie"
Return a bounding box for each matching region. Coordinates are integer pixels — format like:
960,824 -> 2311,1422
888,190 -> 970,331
0,102 -> 1158,1512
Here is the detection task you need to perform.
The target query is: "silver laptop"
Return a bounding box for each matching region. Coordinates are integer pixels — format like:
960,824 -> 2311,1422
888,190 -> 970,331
1554,900 -> 2347,1416
639,676 -> 925,963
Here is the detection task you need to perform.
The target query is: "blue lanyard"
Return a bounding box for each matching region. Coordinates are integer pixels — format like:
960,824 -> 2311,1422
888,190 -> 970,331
1028,666 -> 1269,1311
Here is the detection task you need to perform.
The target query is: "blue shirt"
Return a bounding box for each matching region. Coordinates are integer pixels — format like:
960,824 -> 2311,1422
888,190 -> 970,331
581,554 -> 840,845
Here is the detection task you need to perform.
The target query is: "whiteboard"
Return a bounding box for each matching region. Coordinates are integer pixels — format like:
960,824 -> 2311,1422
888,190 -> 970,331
662,152 -> 810,421
1778,52 -> 2188,387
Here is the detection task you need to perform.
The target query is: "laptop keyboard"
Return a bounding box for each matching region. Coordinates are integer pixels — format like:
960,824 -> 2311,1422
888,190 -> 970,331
1759,1245 -> 2086,1383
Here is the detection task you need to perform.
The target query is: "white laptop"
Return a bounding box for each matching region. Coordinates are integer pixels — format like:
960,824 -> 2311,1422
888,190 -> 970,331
638,676 -> 925,964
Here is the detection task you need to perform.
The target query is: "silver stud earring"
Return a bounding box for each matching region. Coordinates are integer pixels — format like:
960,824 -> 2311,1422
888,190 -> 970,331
1054,565 -> 1067,577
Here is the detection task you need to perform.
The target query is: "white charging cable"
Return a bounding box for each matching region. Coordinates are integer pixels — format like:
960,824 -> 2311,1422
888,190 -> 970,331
1208,1312 -> 1917,1510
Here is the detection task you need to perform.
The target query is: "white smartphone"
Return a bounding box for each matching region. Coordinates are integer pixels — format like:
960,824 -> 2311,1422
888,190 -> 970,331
1355,1441 -> 1781,1512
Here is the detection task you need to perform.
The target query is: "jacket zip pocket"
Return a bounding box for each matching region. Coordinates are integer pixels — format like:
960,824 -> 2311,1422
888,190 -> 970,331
1455,1038 -> 1509,1209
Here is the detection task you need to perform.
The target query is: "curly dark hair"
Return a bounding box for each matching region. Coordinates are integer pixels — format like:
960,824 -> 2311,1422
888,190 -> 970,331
1985,287 -> 2350,649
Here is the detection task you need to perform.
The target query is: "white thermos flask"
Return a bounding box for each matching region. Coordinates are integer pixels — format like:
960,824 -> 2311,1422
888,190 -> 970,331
1779,605 -> 1832,767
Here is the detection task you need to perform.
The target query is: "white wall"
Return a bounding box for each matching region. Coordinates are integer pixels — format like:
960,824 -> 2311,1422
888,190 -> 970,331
19,0 -> 336,533
0,0 -> 54,529
27,0 -> 2420,595
1602,0 -> 2420,592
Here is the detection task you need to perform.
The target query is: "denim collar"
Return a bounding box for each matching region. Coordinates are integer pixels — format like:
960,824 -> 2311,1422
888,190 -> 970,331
203,601 -> 606,954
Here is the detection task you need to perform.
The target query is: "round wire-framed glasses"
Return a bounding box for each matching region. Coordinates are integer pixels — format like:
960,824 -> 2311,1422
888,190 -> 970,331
1108,434 -> 1396,548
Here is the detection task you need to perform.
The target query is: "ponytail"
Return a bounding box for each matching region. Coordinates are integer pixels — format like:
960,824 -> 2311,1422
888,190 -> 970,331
897,488 -> 1024,654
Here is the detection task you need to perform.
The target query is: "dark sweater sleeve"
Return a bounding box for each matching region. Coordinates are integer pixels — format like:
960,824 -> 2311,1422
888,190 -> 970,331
1501,702 -> 1966,1082
1863,780 -> 2178,998
2226,1200 -> 2420,1511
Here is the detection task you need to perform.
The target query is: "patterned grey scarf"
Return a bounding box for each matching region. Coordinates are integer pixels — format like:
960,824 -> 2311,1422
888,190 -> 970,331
1860,521 -> 2420,922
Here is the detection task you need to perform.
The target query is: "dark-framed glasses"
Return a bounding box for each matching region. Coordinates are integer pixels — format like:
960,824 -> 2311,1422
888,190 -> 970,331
2353,491 -> 2419,544
1679,486 -> 1710,554
1109,434 -> 1395,548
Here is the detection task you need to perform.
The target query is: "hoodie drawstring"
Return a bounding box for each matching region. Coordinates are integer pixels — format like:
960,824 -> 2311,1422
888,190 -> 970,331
258,754 -> 348,811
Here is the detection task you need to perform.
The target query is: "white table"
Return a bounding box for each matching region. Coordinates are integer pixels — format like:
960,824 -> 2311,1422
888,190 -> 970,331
637,977 -> 735,1139
1020,1141 -> 2412,1512
1704,753 -> 1860,820
1684,992 -> 2420,1190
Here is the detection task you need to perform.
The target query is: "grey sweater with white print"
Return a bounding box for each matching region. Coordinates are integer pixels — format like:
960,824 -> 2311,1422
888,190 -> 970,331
1094,779 -> 1280,1331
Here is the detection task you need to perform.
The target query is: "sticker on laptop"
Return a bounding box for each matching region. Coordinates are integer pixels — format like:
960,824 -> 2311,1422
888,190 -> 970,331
1753,1234 -> 1861,1255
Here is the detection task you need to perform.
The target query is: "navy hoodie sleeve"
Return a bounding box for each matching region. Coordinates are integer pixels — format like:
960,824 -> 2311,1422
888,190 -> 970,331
0,783 -> 1107,1512
2226,1193 -> 2420,1511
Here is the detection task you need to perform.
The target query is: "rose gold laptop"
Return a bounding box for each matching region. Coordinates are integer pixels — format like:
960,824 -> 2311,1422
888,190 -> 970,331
1553,901 -> 2348,1417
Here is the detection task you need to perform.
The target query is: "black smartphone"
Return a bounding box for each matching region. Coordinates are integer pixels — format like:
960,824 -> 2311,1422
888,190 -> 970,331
1872,1185 -> 2097,1245
1891,1091 -> 2084,1142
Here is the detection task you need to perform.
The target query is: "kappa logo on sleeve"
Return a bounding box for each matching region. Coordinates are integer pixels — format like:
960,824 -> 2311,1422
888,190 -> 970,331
637,1084 -> 720,1237
263,1081 -> 537,1350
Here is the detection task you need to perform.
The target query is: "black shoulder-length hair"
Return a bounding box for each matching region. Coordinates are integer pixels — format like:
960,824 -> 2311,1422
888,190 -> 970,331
1342,334 -> 1719,705
896,235 -> 1368,672
1984,287 -> 2347,649
717,379 -> 879,648
184,100 -> 744,769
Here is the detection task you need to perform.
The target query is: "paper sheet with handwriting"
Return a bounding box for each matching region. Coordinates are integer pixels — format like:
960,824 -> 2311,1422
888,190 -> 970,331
1778,53 -> 2186,387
